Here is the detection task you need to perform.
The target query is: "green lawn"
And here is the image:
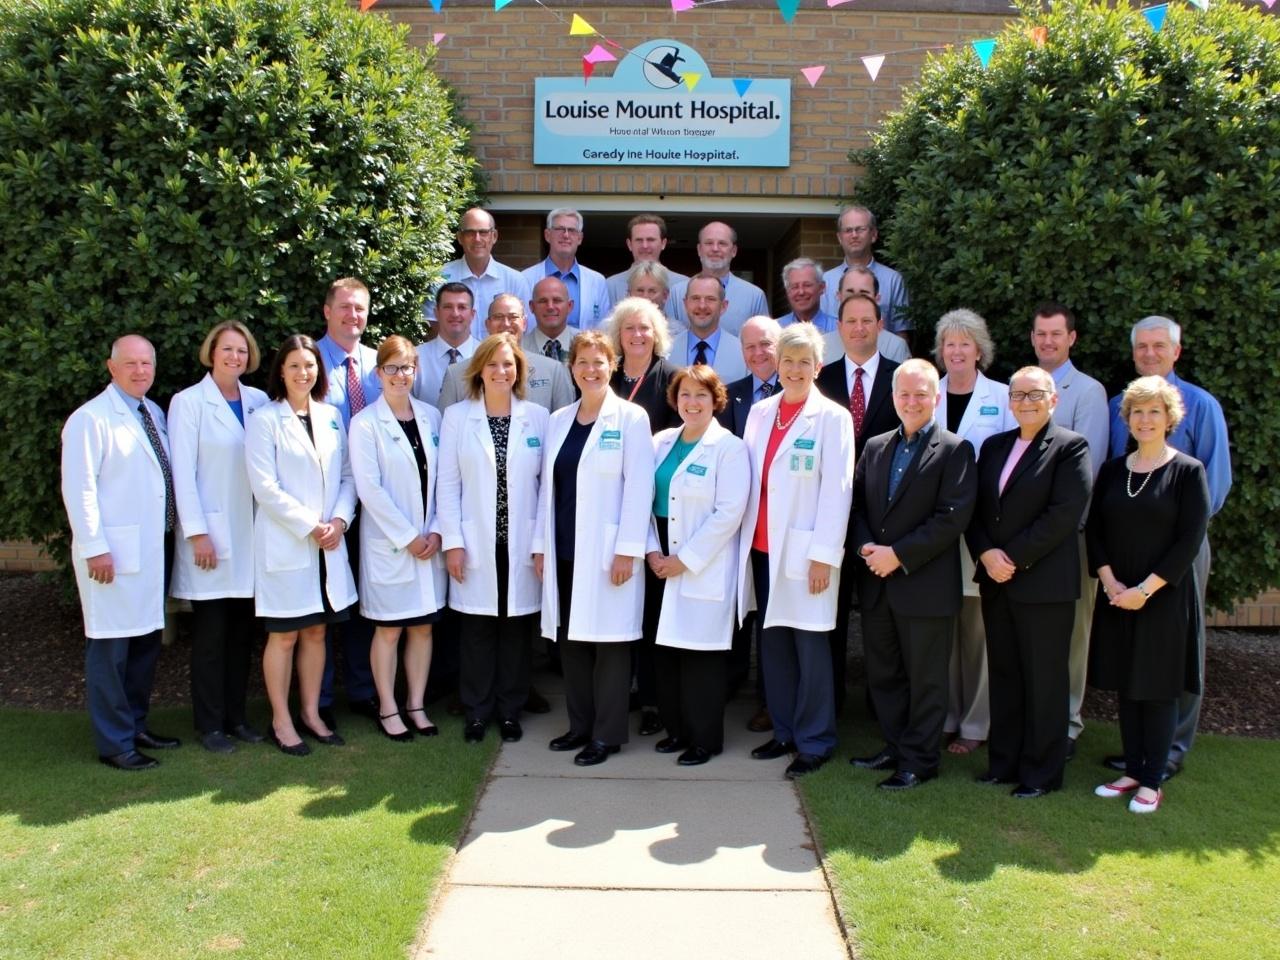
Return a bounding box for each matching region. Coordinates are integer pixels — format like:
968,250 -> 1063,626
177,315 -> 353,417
801,722 -> 1280,960
0,705 -> 495,960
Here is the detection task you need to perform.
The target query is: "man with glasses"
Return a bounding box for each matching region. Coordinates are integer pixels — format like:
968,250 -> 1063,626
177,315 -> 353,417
820,206 -> 910,344
427,208 -> 531,340
414,283 -> 481,406
520,208 -> 611,330
668,221 -> 769,336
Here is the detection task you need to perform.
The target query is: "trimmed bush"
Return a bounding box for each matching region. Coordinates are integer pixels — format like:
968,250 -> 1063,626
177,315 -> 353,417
853,0 -> 1280,609
0,0 -> 474,561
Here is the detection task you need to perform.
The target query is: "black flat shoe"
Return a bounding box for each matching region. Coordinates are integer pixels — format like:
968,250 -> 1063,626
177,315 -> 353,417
638,710 -> 663,736
655,736 -> 688,754
198,731 -> 236,754
135,729 -> 180,750
677,746 -> 717,766
377,712 -> 414,743
549,732 -> 590,752
849,747 -> 896,770
785,753 -> 828,779
499,719 -> 523,743
229,723 -> 265,744
268,729 -> 310,757
877,769 -> 937,791
464,720 -> 486,743
99,749 -> 159,771
404,708 -> 438,736
573,740 -> 619,766
750,738 -> 794,760
1012,784 -> 1052,799
299,721 -> 345,747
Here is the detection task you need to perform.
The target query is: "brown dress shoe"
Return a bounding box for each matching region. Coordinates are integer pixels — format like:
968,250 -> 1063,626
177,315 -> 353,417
746,705 -> 772,733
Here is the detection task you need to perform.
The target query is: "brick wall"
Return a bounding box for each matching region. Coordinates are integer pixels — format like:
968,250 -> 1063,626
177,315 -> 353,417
0,541 -> 56,573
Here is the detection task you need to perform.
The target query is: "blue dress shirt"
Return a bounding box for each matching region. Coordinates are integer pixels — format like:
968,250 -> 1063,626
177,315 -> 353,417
316,334 -> 382,429
685,328 -> 724,367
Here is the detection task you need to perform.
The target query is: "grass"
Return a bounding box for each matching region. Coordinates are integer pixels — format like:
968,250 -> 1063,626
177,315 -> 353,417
0,704 -> 496,960
800,718 -> 1280,960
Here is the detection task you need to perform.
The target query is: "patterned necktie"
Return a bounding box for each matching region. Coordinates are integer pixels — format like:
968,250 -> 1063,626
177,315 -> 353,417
138,402 -> 175,532
693,341 -> 709,366
447,348 -> 460,365
543,339 -> 562,362
850,367 -> 866,437
347,356 -> 366,416
758,380 -> 774,400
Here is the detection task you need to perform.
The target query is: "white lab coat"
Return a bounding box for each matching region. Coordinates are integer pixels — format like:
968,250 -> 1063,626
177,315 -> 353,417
648,421 -> 750,651
244,398 -> 357,619
437,397 -> 548,616
534,391 -> 655,642
736,390 -> 854,632
61,386 -> 171,639
348,396 -> 447,621
168,374 -> 269,600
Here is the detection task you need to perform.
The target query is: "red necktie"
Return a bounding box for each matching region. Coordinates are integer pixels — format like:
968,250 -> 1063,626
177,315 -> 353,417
347,357 -> 366,416
850,367 -> 866,437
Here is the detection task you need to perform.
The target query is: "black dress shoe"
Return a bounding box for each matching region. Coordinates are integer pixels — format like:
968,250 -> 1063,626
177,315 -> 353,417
638,710 -> 664,736
404,707 -> 438,736
1102,754 -> 1126,772
849,747 -> 896,770
523,688 -> 552,714
1162,758 -> 1182,782
198,731 -> 236,754
348,696 -> 380,720
746,705 -> 773,733
573,740 -> 619,766
655,736 -> 688,754
677,746 -> 717,766
499,719 -> 523,743
135,729 -> 181,750
878,769 -> 936,791
229,723 -> 265,744
1011,784 -> 1053,799
464,720 -> 486,743
785,753 -> 829,779
378,713 -> 415,743
975,771 -> 1015,786
299,721 -> 345,746
751,738 -> 795,760
318,706 -> 337,731
549,732 -> 590,752
268,729 -> 311,757
99,749 -> 159,771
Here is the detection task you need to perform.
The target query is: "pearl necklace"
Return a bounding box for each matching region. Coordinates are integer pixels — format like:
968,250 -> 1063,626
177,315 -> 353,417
776,398 -> 805,431
1125,447 -> 1167,498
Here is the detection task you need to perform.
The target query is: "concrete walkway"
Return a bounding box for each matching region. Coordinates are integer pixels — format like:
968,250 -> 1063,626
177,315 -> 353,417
414,685 -> 850,960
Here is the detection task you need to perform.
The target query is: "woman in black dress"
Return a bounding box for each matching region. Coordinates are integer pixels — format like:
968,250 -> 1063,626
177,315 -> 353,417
1088,376 -> 1209,814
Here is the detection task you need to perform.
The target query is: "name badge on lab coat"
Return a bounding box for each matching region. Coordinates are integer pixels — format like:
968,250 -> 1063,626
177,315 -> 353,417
600,429 -> 622,451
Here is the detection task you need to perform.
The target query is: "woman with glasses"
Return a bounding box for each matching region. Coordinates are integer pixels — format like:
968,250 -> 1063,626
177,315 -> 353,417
348,336 -> 447,741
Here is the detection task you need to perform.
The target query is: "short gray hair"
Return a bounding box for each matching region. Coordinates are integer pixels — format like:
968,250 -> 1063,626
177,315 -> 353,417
1131,314 -> 1181,348
740,314 -> 782,342
777,322 -> 825,365
602,297 -> 673,359
781,257 -> 823,287
934,308 -> 996,371
545,207 -> 584,231
627,261 -> 670,292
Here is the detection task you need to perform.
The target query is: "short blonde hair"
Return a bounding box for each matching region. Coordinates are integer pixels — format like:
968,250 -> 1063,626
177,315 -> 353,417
934,308 -> 996,371
464,333 -> 528,401
568,329 -> 618,370
1119,375 -> 1185,434
1009,365 -> 1055,394
199,321 -> 261,373
602,297 -> 672,359
777,322 -> 825,365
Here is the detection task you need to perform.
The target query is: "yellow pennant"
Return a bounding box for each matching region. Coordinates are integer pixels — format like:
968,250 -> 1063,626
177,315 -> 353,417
569,14 -> 596,36
682,71 -> 703,91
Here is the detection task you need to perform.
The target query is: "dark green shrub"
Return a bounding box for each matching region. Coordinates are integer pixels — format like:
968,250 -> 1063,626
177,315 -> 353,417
854,0 -> 1280,609
0,0 -> 474,562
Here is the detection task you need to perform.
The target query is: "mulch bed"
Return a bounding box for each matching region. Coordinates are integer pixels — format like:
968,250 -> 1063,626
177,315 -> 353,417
2,573 -> 1277,739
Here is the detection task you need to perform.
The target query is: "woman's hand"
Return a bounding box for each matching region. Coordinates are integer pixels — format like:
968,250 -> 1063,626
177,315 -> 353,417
312,522 -> 342,550
610,554 -> 635,587
445,547 -> 466,582
645,551 -> 664,575
650,554 -> 687,580
1110,586 -> 1148,611
421,533 -> 442,560
808,560 -> 832,595
189,533 -> 218,571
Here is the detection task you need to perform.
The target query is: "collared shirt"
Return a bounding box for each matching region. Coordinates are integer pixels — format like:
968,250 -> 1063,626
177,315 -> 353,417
526,257 -> 612,330
413,336 -> 479,407
316,334 -> 382,429
1049,358 -> 1109,481
668,274 -> 769,336
820,259 -> 911,333
778,308 -> 838,335
424,257 -> 531,340
1107,370 -> 1232,515
888,418 -> 936,500
685,327 -> 724,367
110,384 -> 149,427
844,351 -> 881,400
752,374 -> 778,403
523,326 -> 579,364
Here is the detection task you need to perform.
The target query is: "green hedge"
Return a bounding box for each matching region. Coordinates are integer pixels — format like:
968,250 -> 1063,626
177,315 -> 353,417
853,0 -> 1280,609
0,0 -> 474,562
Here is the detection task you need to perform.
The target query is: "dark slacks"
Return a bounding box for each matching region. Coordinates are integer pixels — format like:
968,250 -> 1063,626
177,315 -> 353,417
726,612 -> 764,701
828,540 -> 859,714
557,559 -> 631,746
321,511 -> 374,706
654,645 -> 727,752
982,588 -> 1073,790
1119,697 -> 1178,790
459,546 -> 532,724
635,562 -> 662,708
86,630 -> 163,757
860,589 -> 952,776
189,596 -> 256,734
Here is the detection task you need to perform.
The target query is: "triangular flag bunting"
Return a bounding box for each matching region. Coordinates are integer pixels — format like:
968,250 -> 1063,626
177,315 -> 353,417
682,72 -> 703,91
495,0 -> 514,10
777,0 -> 801,21
429,0 -> 443,12
972,38 -> 996,68
801,65 -> 826,87
733,78 -> 753,97
433,32 -> 446,44
1028,25 -> 1048,47
604,38 -> 623,49
569,14 -> 596,36
582,59 -> 596,83
1262,0 -> 1275,9
861,54 -> 884,82
828,0 -> 856,6
584,44 -> 617,65
672,0 -> 696,11
1188,0 -> 1209,9
1142,4 -> 1168,31
359,0 -> 378,10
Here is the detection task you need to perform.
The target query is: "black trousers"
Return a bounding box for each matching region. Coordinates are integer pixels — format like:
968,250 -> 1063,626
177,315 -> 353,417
1119,696 -> 1178,790
636,558 -> 662,708
459,546 -> 532,724
189,596 -> 256,734
860,590 -> 952,777
655,645 -> 727,752
557,559 -> 631,746
321,511 -> 374,705
982,588 -> 1073,790
828,540 -> 859,714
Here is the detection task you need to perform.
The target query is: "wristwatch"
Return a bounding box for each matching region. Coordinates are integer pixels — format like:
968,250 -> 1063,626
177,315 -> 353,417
1136,582 -> 1150,598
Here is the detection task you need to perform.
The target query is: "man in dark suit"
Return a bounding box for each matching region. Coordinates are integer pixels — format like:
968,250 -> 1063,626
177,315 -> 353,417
815,293 -> 901,713
967,366 -> 1091,797
850,359 -> 977,790
717,314 -> 780,731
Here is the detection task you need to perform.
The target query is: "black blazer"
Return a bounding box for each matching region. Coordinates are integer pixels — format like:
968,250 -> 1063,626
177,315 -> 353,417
610,356 -> 681,434
716,373 -> 766,439
965,421 -> 1092,603
852,425 -> 976,617
815,354 -> 901,457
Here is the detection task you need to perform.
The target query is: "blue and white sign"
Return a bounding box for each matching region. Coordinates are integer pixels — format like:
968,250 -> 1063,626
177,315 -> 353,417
534,39 -> 791,167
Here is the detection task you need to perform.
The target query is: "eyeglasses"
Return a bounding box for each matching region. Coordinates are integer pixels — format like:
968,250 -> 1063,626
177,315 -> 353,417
458,228 -> 494,238
381,364 -> 417,376
548,226 -> 581,235
839,226 -> 871,235
1009,390 -> 1051,401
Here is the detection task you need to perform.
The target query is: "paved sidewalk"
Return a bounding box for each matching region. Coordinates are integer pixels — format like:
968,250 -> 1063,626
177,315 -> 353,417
414,686 -> 850,960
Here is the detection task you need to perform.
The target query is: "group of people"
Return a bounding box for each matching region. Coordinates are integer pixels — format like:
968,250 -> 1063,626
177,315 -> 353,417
61,204 -> 1231,816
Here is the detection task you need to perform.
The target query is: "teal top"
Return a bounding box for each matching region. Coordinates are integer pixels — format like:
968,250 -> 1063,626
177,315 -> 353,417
653,434 -> 701,518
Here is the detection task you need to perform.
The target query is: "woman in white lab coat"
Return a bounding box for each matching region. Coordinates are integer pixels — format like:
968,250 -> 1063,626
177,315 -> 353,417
645,365 -> 749,765
736,323 -> 854,780
348,335 -> 447,743
438,334 -> 548,745
533,330 -> 655,767
245,335 -> 357,756
934,309 -> 1016,755
169,321 -> 269,753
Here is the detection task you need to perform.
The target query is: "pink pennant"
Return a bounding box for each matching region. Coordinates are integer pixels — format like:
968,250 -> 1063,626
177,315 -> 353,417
861,55 -> 884,82
827,0 -> 857,5
1262,0 -> 1275,7
584,43 -> 617,65
671,0 -> 696,10
801,65 -> 826,87
433,32 -> 446,44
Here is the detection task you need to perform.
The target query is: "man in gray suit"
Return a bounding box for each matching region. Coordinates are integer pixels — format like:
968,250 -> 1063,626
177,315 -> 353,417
438,293 -> 574,412
1031,302 -> 1109,757
668,274 -> 748,383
